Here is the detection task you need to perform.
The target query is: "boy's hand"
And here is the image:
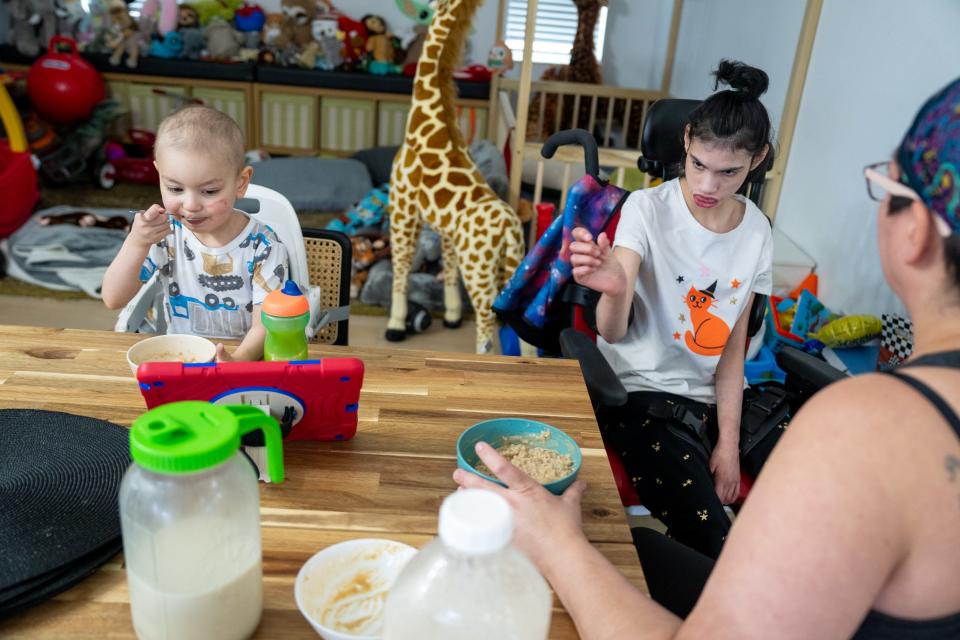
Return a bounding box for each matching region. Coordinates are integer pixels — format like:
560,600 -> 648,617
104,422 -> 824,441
215,343 -> 235,362
129,205 -> 170,248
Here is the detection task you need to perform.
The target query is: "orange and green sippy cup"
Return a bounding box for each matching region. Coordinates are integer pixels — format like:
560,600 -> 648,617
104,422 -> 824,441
261,280 -> 310,361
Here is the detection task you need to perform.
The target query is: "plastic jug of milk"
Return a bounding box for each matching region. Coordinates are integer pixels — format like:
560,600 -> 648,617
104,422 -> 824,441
118,401 -> 284,640
383,489 -> 551,639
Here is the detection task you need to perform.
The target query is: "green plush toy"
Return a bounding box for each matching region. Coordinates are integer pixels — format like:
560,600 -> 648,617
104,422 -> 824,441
191,0 -> 243,26
808,315 -> 882,348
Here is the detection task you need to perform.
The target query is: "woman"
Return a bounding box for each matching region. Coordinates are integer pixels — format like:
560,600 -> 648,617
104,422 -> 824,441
569,60 -> 776,557
454,76 -> 960,639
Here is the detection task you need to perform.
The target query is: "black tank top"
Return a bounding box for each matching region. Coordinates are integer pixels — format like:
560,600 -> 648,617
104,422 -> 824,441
853,350 -> 960,639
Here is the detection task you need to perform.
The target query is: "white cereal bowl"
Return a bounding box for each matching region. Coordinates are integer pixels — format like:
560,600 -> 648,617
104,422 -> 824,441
125,334 -> 217,376
294,538 -> 418,640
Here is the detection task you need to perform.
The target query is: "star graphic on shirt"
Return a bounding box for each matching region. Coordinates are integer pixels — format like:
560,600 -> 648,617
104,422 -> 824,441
673,331 -> 681,340
678,313 -> 686,323
676,275 -> 685,283
731,278 -> 741,289
730,296 -> 738,305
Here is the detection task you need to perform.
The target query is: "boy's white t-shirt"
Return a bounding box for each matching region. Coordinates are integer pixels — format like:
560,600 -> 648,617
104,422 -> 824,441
140,213 -> 290,339
598,179 -> 773,404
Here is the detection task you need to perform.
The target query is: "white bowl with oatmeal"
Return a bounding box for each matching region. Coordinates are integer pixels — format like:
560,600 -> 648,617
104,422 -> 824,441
125,334 -> 217,376
457,418 -> 583,495
294,538 -> 418,640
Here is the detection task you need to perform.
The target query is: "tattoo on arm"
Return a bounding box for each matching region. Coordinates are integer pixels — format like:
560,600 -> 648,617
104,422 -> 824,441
947,454 -> 960,482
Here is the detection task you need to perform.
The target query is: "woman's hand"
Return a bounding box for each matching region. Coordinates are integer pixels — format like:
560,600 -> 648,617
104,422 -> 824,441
569,227 -> 626,297
129,204 -> 170,249
709,441 -> 741,504
453,442 -> 587,571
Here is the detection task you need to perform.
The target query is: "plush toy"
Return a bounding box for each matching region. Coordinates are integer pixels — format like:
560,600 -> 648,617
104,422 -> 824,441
204,16 -> 242,59
191,0 -> 242,26
261,12 -> 283,46
350,233 -> 391,299
337,15 -> 366,70
395,0 -> 433,76
179,26 -> 204,59
234,2 -> 264,48
362,14 -> 398,75
139,0 -> 177,35
149,29 -> 183,57
11,0 -> 58,57
105,0 -> 142,67
487,40 -> 513,76
55,0 -> 87,41
274,0 -> 314,50
311,15 -> 341,69
177,4 -> 199,28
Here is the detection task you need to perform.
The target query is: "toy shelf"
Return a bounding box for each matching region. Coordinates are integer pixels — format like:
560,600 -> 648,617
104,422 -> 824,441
0,46 -> 490,157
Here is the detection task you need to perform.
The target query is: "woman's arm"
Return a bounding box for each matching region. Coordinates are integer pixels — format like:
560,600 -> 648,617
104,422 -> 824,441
711,293 -> 752,503
455,375 -> 913,640
569,227 -> 642,343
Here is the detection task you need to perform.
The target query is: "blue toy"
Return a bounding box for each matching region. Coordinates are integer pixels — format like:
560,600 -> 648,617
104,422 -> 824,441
325,185 -> 390,235
149,31 -> 184,58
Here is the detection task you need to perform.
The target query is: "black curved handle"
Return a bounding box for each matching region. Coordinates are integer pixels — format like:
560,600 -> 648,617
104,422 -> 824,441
540,129 -> 599,178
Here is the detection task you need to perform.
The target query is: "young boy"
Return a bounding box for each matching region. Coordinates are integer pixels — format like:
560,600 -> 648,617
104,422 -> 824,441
102,105 -> 290,361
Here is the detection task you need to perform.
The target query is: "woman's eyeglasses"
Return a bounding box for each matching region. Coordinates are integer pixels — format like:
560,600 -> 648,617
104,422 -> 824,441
864,161 -> 952,237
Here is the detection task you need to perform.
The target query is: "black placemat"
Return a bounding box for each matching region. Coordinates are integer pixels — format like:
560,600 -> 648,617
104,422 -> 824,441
0,410 -> 130,594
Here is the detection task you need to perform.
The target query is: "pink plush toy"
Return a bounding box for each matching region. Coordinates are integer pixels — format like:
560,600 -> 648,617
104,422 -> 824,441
140,0 -> 178,35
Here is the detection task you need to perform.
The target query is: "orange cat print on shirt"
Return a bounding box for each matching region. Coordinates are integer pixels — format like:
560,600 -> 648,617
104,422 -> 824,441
683,281 -> 730,356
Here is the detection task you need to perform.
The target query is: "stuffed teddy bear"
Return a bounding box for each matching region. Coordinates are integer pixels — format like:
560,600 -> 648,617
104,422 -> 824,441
337,14 -> 366,70
311,15 -> 341,69
273,0 -> 314,50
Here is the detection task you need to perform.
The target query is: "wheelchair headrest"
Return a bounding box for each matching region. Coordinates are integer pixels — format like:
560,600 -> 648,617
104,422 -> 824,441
640,98 -> 701,165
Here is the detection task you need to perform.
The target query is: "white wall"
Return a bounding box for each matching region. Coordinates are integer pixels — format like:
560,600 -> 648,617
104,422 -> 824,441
252,0 -> 498,65
666,0 -> 805,136
600,0 -> 674,91
774,0 -> 960,317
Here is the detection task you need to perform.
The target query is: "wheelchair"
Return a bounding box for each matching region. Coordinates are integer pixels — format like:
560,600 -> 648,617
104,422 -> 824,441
495,99 -> 847,512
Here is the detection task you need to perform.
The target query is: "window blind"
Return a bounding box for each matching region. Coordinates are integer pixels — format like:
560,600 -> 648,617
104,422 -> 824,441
504,0 -> 607,65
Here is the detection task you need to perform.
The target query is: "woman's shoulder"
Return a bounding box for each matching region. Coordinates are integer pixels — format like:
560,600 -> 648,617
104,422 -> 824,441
739,198 -> 773,237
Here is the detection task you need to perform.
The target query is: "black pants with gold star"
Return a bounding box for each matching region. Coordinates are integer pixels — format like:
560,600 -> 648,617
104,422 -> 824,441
603,391 -> 730,559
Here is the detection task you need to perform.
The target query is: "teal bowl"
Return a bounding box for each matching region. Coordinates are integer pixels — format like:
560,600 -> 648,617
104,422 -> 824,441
456,418 -> 582,495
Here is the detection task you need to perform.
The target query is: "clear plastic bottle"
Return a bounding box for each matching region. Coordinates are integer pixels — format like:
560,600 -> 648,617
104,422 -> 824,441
118,401 -> 284,640
383,489 -> 551,640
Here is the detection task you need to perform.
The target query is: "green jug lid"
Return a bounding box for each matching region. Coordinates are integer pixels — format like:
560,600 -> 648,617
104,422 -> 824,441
130,401 -> 284,481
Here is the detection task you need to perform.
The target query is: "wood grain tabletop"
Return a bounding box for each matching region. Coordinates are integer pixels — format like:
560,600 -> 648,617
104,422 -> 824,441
0,326 -> 644,639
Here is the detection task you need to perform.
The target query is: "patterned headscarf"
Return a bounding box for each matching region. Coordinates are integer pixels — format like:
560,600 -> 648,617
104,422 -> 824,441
897,77 -> 960,235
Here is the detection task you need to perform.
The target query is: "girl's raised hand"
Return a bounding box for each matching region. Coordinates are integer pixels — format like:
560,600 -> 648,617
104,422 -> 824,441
569,227 -> 625,296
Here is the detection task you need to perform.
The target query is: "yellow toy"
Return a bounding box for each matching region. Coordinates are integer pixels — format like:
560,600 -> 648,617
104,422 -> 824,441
808,315 -> 882,348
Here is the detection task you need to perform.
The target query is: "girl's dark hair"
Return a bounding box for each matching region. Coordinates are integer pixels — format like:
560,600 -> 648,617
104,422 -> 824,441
685,60 -> 776,182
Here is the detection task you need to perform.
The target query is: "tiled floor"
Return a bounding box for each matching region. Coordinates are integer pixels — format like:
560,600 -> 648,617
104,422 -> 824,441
0,295 -> 488,354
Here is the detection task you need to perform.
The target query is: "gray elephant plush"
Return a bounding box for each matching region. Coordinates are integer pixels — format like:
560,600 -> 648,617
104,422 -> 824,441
179,26 -> 204,59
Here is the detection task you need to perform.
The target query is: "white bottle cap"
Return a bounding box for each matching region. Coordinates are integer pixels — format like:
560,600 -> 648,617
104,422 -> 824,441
438,489 -> 513,555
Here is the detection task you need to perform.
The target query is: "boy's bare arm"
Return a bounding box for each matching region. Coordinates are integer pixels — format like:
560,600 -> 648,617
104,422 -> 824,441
216,305 -> 266,362
102,205 -> 169,309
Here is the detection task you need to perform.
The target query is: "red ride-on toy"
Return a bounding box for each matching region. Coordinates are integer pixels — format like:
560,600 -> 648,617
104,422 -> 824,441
98,129 -> 160,189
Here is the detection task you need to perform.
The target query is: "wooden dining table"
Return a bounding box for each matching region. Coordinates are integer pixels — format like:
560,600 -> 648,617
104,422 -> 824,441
0,325 -> 644,639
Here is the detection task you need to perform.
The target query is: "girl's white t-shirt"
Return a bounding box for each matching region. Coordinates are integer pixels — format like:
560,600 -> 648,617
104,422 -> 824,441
598,179 -> 773,404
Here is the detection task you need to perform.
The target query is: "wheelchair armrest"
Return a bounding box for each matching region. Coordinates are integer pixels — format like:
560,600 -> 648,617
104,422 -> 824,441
559,328 -> 628,409
748,293 -> 767,338
776,345 -> 849,391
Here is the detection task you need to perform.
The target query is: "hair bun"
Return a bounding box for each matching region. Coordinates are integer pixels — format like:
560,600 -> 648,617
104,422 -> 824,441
713,60 -> 768,101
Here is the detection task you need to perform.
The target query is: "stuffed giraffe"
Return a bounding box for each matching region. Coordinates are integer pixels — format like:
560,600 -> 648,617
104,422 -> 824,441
387,0 -> 524,354
528,0 -> 606,140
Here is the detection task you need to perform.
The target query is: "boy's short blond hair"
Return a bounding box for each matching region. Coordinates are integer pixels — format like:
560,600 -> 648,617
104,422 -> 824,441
155,105 -> 246,173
